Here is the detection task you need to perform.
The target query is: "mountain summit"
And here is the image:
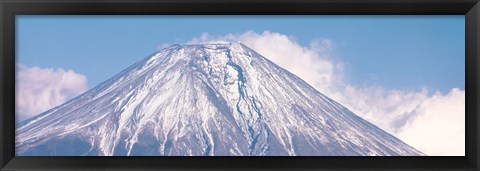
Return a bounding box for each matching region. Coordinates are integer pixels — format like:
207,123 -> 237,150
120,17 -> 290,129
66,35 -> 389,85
16,43 -> 424,156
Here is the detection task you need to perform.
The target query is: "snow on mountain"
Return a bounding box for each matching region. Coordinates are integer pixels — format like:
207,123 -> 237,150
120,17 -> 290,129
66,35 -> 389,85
15,42 -> 424,156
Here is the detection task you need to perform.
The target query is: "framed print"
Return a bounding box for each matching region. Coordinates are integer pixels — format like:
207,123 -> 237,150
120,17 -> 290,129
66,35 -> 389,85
1,0 -> 479,170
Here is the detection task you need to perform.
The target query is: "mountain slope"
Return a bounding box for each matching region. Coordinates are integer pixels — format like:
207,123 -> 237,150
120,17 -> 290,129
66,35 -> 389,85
16,43 -> 424,156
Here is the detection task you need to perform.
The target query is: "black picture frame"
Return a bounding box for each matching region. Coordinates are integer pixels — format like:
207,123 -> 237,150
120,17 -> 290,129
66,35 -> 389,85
1,0 -> 479,170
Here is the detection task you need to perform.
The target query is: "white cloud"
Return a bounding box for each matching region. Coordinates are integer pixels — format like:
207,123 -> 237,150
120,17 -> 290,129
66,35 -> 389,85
335,85 -> 465,156
183,31 -> 465,156
333,85 -> 431,134
16,64 -> 88,123
396,88 -> 465,156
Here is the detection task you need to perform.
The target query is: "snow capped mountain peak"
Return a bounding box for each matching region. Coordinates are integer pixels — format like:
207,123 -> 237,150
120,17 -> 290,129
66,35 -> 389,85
16,43 -> 424,156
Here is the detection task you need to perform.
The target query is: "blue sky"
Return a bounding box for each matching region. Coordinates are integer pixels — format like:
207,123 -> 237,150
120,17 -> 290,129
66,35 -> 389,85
17,15 -> 464,93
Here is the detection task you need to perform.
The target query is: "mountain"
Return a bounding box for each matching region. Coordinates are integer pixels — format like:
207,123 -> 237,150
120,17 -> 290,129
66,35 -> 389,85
16,42 -> 424,156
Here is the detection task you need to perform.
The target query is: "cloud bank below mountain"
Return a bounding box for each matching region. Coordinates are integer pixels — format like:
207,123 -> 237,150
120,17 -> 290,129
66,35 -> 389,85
16,64 -> 88,123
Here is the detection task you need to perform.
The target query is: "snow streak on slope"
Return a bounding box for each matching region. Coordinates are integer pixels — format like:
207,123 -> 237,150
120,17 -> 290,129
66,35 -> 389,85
16,43 -> 424,156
